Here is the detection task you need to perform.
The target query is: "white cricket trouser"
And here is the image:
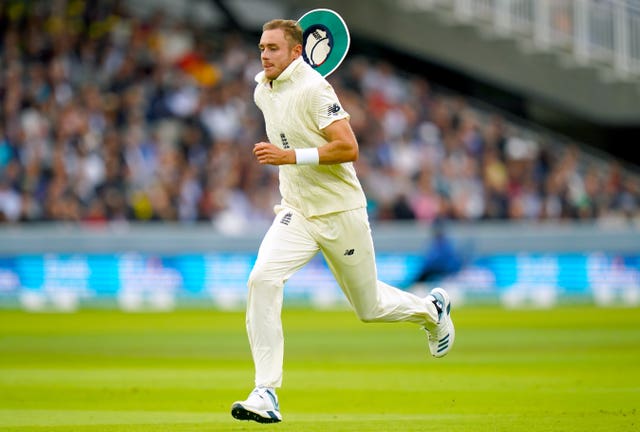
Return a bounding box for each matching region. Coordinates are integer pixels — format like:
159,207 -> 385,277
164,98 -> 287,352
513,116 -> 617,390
246,206 -> 439,388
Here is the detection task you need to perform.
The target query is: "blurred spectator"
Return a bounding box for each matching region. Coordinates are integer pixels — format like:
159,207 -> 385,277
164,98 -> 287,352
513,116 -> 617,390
0,176 -> 20,222
411,218 -> 464,285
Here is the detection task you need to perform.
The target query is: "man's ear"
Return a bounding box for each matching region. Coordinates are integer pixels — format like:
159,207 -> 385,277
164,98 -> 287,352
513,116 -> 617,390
293,43 -> 302,58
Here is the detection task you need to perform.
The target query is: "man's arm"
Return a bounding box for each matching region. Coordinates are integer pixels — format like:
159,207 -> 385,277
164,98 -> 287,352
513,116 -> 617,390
253,118 -> 358,166
317,118 -> 358,164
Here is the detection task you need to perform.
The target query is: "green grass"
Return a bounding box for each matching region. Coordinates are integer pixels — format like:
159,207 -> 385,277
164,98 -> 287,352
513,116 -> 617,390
0,305 -> 638,431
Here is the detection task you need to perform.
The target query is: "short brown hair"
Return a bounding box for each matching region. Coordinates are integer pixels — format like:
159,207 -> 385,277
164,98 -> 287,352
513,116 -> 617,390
262,19 -> 303,47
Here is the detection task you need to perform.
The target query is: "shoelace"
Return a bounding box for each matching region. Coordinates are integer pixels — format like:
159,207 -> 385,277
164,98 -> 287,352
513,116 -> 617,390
432,298 -> 443,319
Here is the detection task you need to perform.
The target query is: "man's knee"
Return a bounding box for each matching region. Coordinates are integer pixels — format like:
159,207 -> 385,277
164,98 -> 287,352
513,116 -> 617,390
248,266 -> 282,292
355,305 -> 381,323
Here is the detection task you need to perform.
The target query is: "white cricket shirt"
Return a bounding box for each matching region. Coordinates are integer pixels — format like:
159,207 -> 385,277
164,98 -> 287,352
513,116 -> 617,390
254,57 -> 367,218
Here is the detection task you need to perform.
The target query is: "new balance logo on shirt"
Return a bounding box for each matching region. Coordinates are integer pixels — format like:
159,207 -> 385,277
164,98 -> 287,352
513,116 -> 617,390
280,212 -> 292,225
343,249 -> 355,256
328,103 -> 341,115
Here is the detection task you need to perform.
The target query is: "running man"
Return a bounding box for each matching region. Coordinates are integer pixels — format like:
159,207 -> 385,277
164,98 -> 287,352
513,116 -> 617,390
231,18 -> 455,424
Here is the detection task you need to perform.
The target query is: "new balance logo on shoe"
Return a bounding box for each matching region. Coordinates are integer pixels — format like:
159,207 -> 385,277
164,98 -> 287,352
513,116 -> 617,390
343,249 -> 355,256
328,103 -> 341,115
280,212 -> 292,225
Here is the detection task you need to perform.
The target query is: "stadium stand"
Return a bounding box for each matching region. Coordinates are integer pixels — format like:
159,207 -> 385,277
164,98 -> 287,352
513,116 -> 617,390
0,0 -> 638,231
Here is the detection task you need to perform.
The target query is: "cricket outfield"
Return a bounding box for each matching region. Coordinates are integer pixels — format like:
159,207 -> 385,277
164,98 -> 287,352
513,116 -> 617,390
0,305 -> 638,431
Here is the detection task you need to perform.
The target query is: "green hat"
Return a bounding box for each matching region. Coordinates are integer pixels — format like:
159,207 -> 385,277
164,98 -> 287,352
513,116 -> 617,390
298,8 -> 350,77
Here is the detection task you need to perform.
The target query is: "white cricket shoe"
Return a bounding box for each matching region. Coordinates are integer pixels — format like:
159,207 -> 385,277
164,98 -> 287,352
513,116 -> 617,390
424,287 -> 455,358
231,387 -> 282,423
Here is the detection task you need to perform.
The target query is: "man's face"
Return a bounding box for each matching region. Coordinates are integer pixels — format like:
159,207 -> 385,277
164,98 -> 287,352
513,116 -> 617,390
259,29 -> 300,80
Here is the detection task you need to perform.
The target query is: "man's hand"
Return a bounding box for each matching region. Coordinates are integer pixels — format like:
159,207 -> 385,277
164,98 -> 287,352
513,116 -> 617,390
253,142 -> 295,165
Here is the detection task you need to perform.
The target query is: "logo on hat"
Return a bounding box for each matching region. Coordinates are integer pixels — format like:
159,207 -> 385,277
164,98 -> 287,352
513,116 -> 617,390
304,26 -> 332,67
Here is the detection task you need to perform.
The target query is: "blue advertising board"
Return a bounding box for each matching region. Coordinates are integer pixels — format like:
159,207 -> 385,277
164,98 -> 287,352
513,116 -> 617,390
0,252 -> 638,310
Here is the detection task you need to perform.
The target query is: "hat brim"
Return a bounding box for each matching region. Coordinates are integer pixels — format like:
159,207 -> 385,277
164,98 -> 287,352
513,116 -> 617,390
298,8 -> 350,77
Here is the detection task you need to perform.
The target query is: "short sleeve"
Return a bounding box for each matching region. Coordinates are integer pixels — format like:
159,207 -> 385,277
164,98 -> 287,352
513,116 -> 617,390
315,83 -> 350,130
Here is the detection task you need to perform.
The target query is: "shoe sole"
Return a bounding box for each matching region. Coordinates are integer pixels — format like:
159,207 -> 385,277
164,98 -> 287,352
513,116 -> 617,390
231,403 -> 282,423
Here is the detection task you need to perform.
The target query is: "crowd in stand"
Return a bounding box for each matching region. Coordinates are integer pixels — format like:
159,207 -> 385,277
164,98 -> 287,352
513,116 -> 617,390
1,1 -> 638,231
